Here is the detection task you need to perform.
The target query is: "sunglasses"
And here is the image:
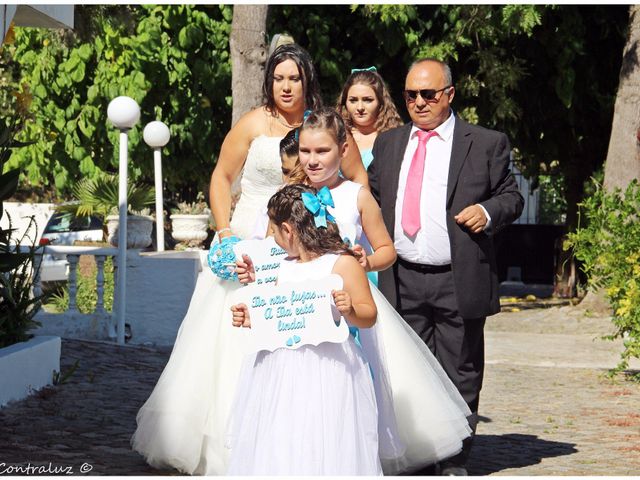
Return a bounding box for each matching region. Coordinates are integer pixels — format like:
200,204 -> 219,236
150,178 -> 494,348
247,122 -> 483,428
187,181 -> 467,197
403,86 -> 452,102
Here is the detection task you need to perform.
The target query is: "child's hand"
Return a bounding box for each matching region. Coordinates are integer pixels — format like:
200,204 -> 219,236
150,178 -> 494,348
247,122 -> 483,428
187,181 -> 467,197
332,289 -> 353,317
236,254 -> 256,284
352,244 -> 370,272
230,303 -> 251,328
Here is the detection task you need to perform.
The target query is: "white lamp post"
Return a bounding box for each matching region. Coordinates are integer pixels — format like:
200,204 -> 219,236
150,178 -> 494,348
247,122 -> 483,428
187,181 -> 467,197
143,121 -> 171,252
107,96 -> 140,346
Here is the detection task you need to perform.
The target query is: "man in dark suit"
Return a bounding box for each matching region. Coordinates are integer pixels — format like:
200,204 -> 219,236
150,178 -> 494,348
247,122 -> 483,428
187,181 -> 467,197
368,59 -> 524,475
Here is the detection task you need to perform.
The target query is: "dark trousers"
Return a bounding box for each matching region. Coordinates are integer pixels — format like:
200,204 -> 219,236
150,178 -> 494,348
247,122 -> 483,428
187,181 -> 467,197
396,260 -> 486,466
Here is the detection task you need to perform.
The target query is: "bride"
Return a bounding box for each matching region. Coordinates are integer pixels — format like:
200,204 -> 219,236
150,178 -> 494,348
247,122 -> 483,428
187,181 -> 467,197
130,43 -> 367,475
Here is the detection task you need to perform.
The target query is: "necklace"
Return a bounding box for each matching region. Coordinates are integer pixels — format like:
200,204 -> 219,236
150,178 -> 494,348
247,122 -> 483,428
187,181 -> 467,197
275,112 -> 302,129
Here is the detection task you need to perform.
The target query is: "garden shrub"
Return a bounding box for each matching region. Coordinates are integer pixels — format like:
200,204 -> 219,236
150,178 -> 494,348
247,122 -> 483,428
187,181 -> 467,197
566,179 -> 640,378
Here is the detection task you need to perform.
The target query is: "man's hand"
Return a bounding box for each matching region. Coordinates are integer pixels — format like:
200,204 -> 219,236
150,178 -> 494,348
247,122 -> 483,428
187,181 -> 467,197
454,204 -> 487,234
236,254 -> 256,284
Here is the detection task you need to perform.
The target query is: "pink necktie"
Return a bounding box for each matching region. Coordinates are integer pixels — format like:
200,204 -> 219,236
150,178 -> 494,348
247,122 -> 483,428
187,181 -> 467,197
401,129 -> 438,237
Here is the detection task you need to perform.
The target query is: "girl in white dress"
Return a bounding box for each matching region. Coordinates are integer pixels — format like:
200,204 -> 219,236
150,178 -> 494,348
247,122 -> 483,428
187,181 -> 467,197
297,109 -> 473,473
227,184 -> 382,475
130,45 -> 368,475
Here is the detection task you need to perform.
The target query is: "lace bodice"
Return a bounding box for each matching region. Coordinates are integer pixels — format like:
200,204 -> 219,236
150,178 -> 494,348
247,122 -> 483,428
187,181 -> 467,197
229,135 -> 283,239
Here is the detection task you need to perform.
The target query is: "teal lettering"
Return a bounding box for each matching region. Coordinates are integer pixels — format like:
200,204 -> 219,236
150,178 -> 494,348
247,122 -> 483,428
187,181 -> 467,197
276,306 -> 292,318
252,296 -> 266,308
277,317 -> 306,331
290,289 -> 317,306
269,295 -> 287,305
295,303 -> 315,315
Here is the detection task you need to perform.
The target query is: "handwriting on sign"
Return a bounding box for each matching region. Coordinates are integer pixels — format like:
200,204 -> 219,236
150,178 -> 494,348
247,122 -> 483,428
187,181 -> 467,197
234,237 -> 288,286
233,274 -> 349,353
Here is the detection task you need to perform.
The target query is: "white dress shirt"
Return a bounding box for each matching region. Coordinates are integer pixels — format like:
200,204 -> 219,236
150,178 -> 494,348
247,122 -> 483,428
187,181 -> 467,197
394,113 -> 455,265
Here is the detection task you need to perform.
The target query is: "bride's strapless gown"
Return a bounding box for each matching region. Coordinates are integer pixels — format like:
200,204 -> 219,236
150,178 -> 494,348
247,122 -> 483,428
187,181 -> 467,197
130,135 -> 284,475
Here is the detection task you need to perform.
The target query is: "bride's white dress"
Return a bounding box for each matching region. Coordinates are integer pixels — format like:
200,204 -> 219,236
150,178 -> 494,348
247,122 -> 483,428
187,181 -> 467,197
130,135 -> 284,475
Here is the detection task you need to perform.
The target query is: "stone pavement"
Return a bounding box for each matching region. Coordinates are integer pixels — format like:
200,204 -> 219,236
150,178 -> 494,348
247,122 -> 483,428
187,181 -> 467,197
1,304 -> 639,476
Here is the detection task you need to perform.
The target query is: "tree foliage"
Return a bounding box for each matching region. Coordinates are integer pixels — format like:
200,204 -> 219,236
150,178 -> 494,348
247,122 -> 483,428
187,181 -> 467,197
4,5 -> 232,196
269,5 -> 627,229
1,4 -> 629,221
566,180 -> 640,377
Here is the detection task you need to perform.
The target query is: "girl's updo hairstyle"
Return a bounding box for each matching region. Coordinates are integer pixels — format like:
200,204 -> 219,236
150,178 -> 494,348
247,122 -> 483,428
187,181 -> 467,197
279,128 -> 299,158
263,44 -> 322,114
299,107 -> 347,146
336,70 -> 403,133
279,129 -> 308,184
267,184 -> 354,258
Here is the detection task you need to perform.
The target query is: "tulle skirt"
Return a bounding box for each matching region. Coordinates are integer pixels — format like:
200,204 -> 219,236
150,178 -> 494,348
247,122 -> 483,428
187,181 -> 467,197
369,284 -> 472,474
130,257 -> 249,475
131,265 -> 471,475
226,340 -> 383,476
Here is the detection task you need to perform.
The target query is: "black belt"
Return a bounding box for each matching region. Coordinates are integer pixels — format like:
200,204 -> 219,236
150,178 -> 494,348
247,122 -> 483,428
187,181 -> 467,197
398,257 -> 451,274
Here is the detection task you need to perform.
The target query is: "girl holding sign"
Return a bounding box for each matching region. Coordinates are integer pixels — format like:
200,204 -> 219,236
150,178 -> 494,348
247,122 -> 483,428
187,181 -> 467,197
228,184 -> 384,475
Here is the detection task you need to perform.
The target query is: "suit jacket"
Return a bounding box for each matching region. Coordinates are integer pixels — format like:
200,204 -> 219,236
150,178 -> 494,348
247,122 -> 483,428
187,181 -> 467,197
368,116 -> 524,319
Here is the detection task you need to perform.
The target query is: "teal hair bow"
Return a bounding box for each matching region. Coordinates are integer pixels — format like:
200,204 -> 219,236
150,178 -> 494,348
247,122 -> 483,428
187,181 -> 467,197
301,186 -> 335,228
351,66 -> 377,74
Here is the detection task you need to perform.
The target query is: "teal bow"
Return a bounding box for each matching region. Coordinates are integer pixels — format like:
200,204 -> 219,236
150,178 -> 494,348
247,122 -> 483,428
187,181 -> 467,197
351,66 -> 377,74
301,186 -> 335,228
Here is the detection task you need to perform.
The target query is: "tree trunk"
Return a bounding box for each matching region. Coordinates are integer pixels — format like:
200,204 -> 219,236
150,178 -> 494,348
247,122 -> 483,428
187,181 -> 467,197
228,5 -> 268,208
581,6 -> 640,309
603,5 -> 640,191
230,5 -> 268,127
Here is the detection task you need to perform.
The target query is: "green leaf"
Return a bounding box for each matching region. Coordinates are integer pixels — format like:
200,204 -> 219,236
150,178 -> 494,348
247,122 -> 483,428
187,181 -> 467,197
87,85 -> 99,103
78,44 -> 93,61
70,62 -> 86,83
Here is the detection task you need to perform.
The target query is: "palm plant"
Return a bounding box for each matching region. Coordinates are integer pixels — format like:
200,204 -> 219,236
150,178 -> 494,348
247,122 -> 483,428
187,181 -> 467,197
61,174 -> 155,220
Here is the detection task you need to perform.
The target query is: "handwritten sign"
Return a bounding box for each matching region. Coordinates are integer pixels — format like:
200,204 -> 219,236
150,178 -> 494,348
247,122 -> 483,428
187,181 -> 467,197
234,274 -> 349,353
233,237 -> 288,286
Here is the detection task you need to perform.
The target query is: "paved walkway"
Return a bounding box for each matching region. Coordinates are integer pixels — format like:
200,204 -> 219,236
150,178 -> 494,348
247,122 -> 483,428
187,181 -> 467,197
1,304 -> 639,476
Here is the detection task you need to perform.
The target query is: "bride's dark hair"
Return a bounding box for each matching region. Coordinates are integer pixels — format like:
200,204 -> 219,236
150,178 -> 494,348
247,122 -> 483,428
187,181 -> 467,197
267,184 -> 354,258
263,44 -> 322,113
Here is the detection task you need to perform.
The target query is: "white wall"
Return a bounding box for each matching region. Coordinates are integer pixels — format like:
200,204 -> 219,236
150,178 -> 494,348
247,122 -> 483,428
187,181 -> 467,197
1,202 -> 55,244
0,336 -> 61,407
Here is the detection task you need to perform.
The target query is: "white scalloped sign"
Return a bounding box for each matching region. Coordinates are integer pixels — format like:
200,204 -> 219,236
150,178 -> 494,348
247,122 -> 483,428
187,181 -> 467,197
236,274 -> 349,353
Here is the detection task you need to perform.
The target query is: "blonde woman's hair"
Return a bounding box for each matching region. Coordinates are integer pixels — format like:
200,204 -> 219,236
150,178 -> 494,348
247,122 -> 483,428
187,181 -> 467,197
336,70 -> 403,134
